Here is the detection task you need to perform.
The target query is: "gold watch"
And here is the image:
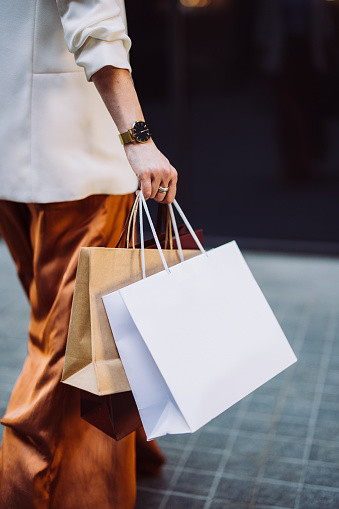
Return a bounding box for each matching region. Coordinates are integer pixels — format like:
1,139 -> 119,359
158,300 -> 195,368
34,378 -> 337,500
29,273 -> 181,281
119,121 -> 151,145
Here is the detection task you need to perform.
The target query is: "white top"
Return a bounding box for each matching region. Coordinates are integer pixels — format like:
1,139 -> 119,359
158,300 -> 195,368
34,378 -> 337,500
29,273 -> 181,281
0,0 -> 138,203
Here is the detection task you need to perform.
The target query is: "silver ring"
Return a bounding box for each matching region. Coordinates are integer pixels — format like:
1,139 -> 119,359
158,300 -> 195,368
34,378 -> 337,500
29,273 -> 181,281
158,186 -> 169,194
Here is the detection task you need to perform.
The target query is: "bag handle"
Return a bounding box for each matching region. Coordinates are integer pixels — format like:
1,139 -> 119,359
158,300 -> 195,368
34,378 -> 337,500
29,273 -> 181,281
115,194 -> 140,249
125,196 -> 175,251
156,205 -> 173,250
171,199 -> 205,253
139,192 -> 206,279
127,193 -> 140,249
168,203 -> 184,263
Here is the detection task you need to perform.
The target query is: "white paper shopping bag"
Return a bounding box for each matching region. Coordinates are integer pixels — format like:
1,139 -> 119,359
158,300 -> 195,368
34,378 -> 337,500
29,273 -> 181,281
103,194 -> 297,440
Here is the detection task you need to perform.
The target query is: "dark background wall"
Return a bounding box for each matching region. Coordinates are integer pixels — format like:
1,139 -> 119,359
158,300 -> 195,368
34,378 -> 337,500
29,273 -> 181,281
126,0 -> 339,253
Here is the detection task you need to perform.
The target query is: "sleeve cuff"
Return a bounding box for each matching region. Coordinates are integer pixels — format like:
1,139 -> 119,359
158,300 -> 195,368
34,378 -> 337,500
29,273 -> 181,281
74,38 -> 132,81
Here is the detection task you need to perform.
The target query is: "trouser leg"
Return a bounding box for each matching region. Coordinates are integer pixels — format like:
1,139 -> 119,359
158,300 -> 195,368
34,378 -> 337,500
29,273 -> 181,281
0,200 -> 33,297
0,194 -> 145,509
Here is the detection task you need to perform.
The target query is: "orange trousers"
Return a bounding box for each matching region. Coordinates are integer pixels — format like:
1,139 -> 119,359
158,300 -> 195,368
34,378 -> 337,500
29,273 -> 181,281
0,195 -> 165,509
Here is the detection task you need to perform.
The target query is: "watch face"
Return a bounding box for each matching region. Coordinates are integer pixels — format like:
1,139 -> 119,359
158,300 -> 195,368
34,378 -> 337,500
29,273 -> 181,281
132,121 -> 151,143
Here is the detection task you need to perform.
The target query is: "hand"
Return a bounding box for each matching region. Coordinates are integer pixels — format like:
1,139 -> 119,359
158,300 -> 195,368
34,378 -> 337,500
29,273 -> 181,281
91,67 -> 177,202
124,140 -> 178,204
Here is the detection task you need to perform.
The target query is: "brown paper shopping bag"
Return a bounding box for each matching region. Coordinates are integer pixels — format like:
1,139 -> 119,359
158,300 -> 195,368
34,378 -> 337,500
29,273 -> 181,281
62,246 -> 199,395
62,246 -> 145,440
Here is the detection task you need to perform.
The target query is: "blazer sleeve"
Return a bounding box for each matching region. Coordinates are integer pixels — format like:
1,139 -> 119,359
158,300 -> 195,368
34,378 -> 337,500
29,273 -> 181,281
56,0 -> 131,80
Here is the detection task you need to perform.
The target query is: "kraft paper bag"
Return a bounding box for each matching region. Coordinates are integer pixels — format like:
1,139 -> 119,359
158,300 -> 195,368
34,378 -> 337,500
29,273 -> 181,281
102,194 -> 297,440
62,246 -> 199,396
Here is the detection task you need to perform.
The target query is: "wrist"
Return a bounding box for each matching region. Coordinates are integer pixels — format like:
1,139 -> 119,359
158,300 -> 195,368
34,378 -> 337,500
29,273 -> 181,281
124,138 -> 155,152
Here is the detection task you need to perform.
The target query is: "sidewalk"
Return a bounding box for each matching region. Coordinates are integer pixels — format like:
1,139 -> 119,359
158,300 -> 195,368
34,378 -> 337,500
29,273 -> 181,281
1,241 -> 339,509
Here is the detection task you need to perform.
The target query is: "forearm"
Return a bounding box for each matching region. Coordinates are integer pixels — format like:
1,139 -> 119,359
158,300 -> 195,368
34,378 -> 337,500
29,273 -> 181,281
91,66 -> 144,133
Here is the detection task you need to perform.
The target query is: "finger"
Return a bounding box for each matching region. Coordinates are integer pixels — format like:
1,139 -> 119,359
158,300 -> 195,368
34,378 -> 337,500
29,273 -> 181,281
149,174 -> 162,199
160,179 -> 177,204
138,175 -> 152,200
161,166 -> 177,204
154,181 -> 170,203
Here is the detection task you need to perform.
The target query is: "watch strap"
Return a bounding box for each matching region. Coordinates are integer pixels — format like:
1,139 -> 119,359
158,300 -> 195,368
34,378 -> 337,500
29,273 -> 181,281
119,130 -> 134,145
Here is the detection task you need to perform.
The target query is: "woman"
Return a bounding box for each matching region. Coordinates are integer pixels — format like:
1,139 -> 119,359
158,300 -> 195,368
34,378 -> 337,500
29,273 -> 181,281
0,1 -> 176,507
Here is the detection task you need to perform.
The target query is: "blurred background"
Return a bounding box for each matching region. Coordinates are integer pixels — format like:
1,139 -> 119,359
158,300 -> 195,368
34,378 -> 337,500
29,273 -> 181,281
126,0 -> 339,254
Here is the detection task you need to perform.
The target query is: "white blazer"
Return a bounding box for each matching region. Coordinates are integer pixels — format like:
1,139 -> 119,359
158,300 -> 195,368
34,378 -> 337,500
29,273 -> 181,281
0,0 -> 138,203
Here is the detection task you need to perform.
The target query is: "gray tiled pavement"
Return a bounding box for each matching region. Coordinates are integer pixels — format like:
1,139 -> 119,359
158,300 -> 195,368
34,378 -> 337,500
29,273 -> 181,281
1,240 -> 339,508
